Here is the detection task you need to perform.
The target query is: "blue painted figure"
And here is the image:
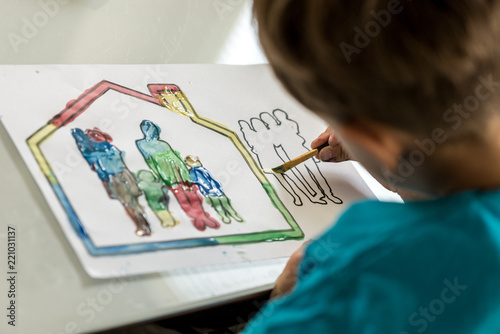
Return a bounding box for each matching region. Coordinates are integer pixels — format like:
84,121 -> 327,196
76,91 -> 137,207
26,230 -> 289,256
185,155 -> 244,224
71,127 -> 152,236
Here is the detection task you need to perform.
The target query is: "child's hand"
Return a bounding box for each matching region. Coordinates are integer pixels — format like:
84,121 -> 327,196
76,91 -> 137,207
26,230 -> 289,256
311,127 -> 349,162
312,128 -> 428,201
270,245 -> 305,299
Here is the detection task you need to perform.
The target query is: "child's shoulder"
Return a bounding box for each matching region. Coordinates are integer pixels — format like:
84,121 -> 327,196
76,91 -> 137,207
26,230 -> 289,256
291,190 -> 500,332
304,188 -> 500,283
336,189 -> 500,235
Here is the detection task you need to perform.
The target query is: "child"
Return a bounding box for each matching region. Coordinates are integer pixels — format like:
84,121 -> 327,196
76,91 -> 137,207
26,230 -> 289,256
243,0 -> 500,333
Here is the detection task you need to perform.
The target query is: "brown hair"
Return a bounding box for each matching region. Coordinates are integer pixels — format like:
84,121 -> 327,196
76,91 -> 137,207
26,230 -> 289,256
253,0 -> 500,137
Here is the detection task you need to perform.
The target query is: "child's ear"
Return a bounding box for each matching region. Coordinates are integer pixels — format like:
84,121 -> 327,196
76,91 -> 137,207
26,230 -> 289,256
339,120 -> 408,172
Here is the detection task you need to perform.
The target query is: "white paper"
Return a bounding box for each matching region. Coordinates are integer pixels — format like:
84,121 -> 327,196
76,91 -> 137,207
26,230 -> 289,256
163,258 -> 287,303
0,64 -> 400,278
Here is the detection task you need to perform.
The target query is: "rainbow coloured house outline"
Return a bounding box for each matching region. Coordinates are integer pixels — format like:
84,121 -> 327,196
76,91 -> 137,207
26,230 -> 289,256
27,81 -> 304,255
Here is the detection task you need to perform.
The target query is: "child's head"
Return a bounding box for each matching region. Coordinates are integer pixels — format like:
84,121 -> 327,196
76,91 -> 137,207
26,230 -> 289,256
253,0 -> 500,194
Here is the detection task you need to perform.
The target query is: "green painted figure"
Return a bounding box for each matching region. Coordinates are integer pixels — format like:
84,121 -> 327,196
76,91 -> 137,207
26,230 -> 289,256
136,120 -> 220,231
136,170 -> 179,228
136,120 -> 191,188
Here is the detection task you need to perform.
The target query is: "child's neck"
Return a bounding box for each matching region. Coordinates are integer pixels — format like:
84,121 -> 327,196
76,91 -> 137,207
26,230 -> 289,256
435,120 -> 500,194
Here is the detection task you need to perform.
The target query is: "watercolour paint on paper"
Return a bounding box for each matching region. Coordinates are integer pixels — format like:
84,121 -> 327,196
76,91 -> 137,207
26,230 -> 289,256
0,65 -> 399,277
26,80 -> 305,256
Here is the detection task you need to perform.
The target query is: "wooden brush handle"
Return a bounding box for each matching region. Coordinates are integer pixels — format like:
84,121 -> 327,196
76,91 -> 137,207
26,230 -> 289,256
297,142 -> 329,162
280,142 -> 330,173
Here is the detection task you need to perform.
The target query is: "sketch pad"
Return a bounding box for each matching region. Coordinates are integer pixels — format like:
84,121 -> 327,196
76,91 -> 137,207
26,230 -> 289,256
0,65 -> 400,278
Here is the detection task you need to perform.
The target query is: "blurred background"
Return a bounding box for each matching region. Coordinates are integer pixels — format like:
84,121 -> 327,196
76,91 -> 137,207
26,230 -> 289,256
0,0 -> 266,65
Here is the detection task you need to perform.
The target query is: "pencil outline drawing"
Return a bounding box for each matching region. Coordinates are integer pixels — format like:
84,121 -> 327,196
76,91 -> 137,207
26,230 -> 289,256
239,109 -> 343,206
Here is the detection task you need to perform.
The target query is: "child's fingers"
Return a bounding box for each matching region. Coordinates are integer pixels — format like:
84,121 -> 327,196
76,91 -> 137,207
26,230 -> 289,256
312,127 -> 349,162
311,128 -> 332,149
312,128 -> 335,159
311,127 -> 343,149
271,246 -> 305,299
319,143 -> 350,162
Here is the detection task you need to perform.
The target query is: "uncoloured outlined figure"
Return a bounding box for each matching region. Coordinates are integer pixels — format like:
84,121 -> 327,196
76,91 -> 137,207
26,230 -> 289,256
71,127 -> 152,236
239,109 -> 343,206
135,120 -> 220,231
136,170 -> 179,228
185,155 -> 244,224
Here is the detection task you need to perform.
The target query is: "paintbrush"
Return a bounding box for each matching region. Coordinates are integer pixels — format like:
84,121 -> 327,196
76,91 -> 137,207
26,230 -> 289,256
263,143 -> 329,174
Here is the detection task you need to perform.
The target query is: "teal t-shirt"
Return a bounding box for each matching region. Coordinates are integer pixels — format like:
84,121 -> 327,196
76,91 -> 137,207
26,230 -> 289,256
243,190 -> 500,333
